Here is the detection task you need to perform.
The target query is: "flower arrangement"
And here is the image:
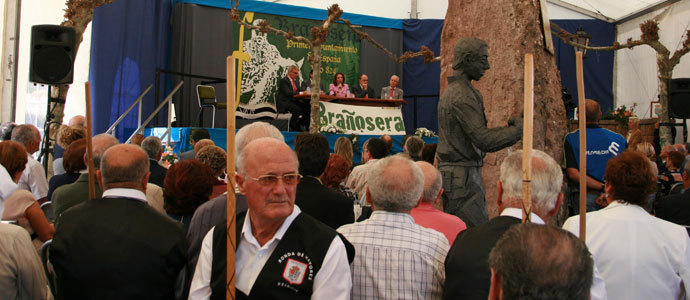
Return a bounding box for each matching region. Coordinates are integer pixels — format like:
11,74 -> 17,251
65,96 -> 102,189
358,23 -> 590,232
602,103 -> 637,130
320,123 -> 345,134
415,127 -> 437,138
348,134 -> 359,152
161,144 -> 178,168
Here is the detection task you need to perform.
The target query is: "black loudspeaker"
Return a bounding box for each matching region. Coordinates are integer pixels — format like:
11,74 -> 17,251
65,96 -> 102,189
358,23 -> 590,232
29,25 -> 76,84
669,78 -> 690,119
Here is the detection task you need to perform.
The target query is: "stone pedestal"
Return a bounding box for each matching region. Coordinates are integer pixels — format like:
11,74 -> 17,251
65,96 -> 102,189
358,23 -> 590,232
441,0 -> 567,220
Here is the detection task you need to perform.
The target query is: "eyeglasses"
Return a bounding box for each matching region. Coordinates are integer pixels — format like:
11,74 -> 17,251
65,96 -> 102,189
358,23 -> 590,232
243,173 -> 302,186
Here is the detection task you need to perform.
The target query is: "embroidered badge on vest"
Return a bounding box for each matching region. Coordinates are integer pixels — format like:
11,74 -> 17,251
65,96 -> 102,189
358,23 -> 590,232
283,258 -> 308,285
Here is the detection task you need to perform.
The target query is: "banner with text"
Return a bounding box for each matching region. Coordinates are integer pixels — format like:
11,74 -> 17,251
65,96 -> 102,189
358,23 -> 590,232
319,102 -> 405,135
233,11 -> 360,115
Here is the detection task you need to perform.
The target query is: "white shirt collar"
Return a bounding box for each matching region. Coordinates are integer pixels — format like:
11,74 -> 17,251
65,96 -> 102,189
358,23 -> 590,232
241,205 -> 301,248
500,207 -> 545,224
102,188 -> 147,202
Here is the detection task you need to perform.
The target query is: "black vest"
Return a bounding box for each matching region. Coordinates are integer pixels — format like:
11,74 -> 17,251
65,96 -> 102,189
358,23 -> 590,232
210,212 -> 343,300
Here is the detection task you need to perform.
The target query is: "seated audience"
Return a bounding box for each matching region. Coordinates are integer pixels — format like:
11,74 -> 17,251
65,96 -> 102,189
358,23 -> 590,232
422,143 -> 437,165
404,135 -> 425,161
128,133 -> 146,146
51,144 -> 187,299
163,159 -> 215,229
12,124 -> 49,203
563,151 -> 690,300
488,224 -> 593,300
634,142 -> 657,172
52,134 -> 119,225
193,138 -> 215,154
180,128 -> 210,160
48,138 -> 86,202
0,141 -> 54,249
346,138 -> 388,204
338,155 -> 448,300
411,161 -> 466,245
321,153 -> 358,205
189,138 -> 352,299
328,72 -> 350,97
659,150 -> 685,195
141,136 -> 167,188
196,145 -> 227,199
334,136 -> 354,168
0,122 -> 16,141
294,132 -> 354,229
185,122 -> 281,293
53,125 -> 86,176
380,134 -> 393,154
0,222 -> 50,299
655,159 -> 690,228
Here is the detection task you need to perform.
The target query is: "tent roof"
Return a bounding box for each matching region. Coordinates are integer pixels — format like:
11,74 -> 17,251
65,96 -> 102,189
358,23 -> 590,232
550,0 -> 675,22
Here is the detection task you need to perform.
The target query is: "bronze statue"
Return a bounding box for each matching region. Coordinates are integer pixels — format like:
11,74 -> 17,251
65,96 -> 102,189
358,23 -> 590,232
437,37 -> 523,227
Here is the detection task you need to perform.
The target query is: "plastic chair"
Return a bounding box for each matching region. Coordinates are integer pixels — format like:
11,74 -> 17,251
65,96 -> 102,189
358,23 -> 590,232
196,85 -> 227,128
40,239 -> 57,296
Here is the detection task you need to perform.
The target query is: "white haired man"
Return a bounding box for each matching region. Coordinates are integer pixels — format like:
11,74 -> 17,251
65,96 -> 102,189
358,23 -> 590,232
11,124 -> 48,203
338,155 -> 449,300
443,150 -> 606,300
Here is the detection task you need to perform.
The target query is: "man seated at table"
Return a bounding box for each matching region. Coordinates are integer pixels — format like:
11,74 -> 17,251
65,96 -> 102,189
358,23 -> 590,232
381,75 -> 403,99
352,74 -> 376,99
276,65 -> 309,131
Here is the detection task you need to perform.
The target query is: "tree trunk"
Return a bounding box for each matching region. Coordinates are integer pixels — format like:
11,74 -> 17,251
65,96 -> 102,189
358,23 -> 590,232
657,62 -> 673,146
440,0 -> 567,220
309,46 -> 323,133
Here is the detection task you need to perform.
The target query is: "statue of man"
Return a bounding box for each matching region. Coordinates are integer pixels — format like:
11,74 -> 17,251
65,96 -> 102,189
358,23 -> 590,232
437,37 -> 523,228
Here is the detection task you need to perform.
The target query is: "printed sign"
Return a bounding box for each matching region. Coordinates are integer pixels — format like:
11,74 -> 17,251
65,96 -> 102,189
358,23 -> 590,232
319,101 -> 405,135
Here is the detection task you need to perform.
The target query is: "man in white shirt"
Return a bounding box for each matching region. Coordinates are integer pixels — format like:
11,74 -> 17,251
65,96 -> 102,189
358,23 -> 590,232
189,138 -> 352,299
338,155 -> 449,300
11,124 -> 48,203
345,137 -> 388,205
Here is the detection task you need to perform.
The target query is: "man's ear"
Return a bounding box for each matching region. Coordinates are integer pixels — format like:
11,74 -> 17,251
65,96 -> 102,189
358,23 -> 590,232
496,181 -> 504,213
236,173 -> 246,195
434,188 -> 444,206
96,170 -> 104,191
488,268 -> 502,300
548,192 -> 564,219
365,187 -> 373,208
142,172 -> 150,192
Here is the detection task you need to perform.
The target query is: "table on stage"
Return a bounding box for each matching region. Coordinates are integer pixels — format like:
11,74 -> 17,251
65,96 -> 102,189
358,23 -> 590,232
294,94 -> 407,107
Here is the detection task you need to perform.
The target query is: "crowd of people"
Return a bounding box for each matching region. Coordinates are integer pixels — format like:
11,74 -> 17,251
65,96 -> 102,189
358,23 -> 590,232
0,114 -> 689,300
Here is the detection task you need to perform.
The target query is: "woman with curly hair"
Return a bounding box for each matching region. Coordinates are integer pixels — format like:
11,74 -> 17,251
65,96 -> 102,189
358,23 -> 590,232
328,72 -> 350,97
563,151 -> 690,300
196,145 -> 227,199
0,141 -> 54,249
163,159 -> 215,229
53,125 -> 86,175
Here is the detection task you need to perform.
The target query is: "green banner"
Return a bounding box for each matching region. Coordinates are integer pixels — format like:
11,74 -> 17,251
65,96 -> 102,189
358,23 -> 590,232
233,11 -> 360,111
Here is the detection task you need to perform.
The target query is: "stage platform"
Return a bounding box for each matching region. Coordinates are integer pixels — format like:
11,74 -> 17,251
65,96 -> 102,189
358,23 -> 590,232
145,126 -> 438,164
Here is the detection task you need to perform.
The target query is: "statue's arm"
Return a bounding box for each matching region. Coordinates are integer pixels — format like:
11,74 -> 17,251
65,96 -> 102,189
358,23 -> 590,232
455,101 -> 522,152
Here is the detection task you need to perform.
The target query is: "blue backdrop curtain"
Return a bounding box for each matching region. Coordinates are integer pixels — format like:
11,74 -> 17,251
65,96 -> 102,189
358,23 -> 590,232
551,19 -> 615,117
90,0 -> 172,141
401,19 -> 443,134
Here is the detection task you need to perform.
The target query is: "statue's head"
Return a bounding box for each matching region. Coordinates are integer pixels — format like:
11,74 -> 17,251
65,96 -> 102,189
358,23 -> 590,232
453,37 -> 490,81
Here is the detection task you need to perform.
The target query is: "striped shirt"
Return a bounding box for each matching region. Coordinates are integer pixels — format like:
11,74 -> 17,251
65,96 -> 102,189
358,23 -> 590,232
337,211 -> 449,300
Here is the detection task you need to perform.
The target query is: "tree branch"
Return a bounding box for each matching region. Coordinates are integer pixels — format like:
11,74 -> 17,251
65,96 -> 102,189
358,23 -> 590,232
229,10 -> 312,45
670,29 -> 690,67
550,22 -> 646,51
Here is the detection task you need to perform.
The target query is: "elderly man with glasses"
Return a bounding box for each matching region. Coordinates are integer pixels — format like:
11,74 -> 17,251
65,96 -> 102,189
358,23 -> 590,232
189,137 -> 353,300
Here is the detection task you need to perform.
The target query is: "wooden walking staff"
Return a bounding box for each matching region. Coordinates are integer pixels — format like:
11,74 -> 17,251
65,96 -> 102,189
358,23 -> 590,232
225,56 -> 238,300
521,54 -> 534,223
84,82 -> 97,200
575,51 -> 587,241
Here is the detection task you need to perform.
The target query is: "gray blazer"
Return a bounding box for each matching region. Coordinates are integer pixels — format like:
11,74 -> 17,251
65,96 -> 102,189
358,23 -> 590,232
381,86 -> 404,99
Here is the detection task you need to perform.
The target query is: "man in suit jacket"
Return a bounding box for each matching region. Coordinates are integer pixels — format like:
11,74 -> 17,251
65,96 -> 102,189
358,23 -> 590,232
380,75 -> 403,99
141,136 -> 167,188
294,132 -> 354,229
352,74 -> 376,99
444,150 -> 571,300
300,69 -> 313,91
276,65 -> 309,131
52,134 -> 119,224
655,162 -> 690,226
51,144 -> 187,300
179,128 -> 210,160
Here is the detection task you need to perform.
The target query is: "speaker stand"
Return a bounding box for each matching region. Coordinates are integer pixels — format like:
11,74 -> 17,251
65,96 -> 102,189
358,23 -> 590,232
39,85 -> 66,176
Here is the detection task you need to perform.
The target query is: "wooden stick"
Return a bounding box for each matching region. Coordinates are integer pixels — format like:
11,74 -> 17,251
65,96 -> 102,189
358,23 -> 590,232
521,53 -> 534,223
84,82 -> 96,200
575,51 -> 587,241
226,56 -> 237,300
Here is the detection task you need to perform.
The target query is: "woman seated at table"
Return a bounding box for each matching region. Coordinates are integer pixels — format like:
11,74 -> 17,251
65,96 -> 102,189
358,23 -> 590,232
328,72 -> 350,97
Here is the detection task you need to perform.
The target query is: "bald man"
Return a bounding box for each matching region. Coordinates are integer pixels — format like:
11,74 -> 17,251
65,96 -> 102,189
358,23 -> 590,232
51,144 -> 187,299
564,99 -> 626,215
410,161 -> 466,245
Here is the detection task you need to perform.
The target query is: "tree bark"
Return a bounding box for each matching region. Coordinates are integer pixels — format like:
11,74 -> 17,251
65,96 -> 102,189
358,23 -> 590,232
440,0 -> 567,220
